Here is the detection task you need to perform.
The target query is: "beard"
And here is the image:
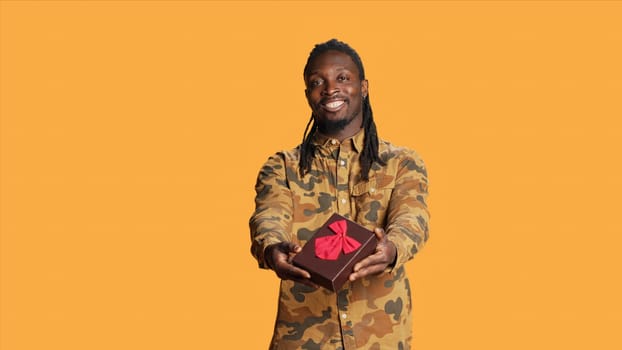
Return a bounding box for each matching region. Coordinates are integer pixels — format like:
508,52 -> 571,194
316,118 -> 352,134
315,111 -> 359,135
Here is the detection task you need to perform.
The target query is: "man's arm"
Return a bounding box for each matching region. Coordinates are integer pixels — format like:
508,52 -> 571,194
350,149 -> 429,280
249,153 -> 316,286
249,153 -> 294,269
384,149 -> 430,271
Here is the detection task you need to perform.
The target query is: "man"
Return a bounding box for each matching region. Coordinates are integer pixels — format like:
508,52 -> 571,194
250,39 -> 429,350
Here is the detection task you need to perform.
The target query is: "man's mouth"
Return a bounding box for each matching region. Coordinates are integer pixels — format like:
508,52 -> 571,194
321,100 -> 345,112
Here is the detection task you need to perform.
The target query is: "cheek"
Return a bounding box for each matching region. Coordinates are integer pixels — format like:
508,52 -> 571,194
349,87 -> 361,100
349,94 -> 362,110
305,94 -> 318,108
307,91 -> 320,104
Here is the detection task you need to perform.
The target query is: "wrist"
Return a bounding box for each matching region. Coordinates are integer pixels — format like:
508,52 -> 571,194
264,243 -> 278,270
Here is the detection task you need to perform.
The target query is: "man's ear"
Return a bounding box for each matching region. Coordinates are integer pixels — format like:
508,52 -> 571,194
361,80 -> 369,98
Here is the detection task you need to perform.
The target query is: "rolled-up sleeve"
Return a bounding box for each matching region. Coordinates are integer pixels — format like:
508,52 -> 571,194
249,153 -> 294,269
385,150 -> 430,271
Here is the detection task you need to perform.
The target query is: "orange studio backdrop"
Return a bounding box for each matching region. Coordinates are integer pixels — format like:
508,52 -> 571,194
1,1 -> 621,349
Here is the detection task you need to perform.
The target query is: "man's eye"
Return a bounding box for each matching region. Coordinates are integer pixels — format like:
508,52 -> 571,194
310,79 -> 323,87
337,75 -> 349,81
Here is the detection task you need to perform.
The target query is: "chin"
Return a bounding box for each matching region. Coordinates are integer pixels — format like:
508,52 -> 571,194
317,116 -> 352,134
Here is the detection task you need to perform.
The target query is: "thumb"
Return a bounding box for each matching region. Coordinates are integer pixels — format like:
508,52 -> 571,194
284,242 -> 302,253
373,227 -> 386,240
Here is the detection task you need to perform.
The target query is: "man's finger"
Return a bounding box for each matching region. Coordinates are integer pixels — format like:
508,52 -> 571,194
354,228 -> 387,271
290,277 -> 319,288
280,265 -> 317,288
374,227 -> 385,240
353,251 -> 384,272
290,242 -> 303,253
349,263 -> 385,281
283,263 -> 312,279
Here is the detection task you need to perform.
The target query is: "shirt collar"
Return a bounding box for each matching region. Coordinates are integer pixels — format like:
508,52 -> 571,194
312,128 -> 365,153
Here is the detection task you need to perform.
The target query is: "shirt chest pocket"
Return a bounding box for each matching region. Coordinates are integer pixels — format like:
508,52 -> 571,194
350,177 -> 394,226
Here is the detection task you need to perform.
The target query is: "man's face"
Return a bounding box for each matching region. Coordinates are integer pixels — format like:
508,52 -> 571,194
305,50 -> 368,135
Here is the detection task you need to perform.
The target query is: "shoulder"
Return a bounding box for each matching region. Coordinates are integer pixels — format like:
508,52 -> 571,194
257,145 -> 302,177
378,139 -> 427,176
263,145 -> 302,164
379,138 -> 425,163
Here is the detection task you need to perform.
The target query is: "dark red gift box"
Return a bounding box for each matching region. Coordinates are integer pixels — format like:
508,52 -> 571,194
292,213 -> 377,292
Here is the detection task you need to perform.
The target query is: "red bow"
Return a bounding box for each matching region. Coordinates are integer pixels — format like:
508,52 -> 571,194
315,220 -> 362,260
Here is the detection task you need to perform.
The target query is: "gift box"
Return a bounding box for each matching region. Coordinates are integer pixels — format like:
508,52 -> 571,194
292,213 -> 377,292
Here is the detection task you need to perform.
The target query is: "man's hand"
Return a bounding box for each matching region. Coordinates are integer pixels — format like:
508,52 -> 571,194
349,228 -> 396,282
265,242 -> 317,287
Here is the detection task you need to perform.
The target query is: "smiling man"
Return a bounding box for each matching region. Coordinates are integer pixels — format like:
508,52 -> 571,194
250,39 -> 430,350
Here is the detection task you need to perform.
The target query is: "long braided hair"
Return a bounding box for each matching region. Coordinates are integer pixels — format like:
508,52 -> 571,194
299,39 -> 385,181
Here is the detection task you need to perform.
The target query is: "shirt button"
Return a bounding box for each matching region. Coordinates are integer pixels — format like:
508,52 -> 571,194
340,198 -> 347,204
370,187 -> 375,193
331,139 -> 337,145
339,159 -> 346,166
341,313 -> 347,319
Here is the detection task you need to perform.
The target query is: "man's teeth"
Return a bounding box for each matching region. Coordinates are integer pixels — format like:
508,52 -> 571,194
325,101 -> 344,109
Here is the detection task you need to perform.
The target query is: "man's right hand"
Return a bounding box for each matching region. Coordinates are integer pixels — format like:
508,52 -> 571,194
265,242 -> 317,288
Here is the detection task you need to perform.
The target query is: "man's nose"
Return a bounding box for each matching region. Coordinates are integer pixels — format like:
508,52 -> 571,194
321,80 -> 339,96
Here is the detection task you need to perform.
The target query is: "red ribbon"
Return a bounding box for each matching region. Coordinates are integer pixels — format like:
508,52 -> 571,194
315,220 -> 362,260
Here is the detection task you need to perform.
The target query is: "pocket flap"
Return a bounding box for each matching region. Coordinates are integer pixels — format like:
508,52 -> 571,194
351,176 -> 395,196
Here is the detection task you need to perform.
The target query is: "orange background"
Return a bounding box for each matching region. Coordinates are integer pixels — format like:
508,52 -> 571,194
1,1 -> 621,349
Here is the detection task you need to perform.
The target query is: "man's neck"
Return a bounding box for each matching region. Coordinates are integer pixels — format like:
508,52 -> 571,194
319,127 -> 363,143
318,118 -> 364,142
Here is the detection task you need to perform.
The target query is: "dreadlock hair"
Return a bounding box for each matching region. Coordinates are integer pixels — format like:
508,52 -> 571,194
299,38 -> 386,181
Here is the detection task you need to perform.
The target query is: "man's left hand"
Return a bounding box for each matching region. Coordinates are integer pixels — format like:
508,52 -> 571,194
349,228 -> 396,282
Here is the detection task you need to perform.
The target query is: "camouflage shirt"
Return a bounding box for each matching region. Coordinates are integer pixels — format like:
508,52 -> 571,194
250,129 -> 429,350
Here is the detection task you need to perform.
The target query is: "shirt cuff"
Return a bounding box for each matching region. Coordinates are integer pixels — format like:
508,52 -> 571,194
386,235 -> 407,274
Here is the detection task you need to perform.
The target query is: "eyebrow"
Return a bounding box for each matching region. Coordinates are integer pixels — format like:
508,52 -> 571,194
307,67 -> 350,76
